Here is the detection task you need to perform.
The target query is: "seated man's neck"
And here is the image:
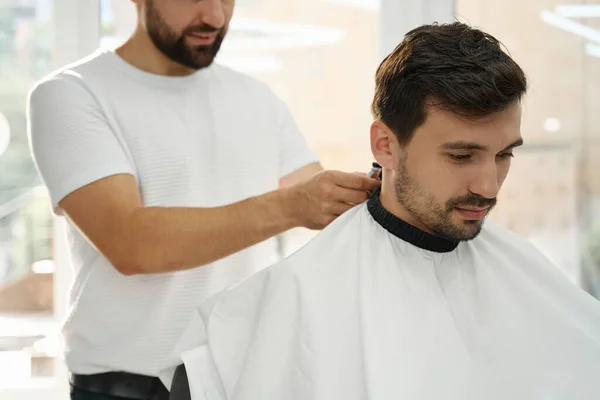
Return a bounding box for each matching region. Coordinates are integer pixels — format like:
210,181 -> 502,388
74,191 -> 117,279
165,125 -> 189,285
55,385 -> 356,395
379,184 -> 435,235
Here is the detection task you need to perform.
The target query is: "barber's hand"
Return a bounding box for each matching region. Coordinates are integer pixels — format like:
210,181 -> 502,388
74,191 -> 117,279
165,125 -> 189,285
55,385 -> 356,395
289,170 -> 381,230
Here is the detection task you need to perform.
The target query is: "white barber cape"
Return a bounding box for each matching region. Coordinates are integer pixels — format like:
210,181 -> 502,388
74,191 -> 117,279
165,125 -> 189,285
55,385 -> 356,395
168,191 -> 600,400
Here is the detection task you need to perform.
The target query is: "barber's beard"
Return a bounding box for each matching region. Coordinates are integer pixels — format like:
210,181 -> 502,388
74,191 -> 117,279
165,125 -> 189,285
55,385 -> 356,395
393,155 -> 494,241
145,0 -> 225,70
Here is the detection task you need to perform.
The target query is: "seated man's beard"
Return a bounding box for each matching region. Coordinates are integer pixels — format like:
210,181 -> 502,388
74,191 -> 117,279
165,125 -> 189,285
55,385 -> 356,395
393,160 -> 495,241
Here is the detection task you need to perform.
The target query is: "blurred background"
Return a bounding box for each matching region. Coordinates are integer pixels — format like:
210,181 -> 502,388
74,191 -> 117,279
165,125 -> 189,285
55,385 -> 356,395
0,0 -> 598,398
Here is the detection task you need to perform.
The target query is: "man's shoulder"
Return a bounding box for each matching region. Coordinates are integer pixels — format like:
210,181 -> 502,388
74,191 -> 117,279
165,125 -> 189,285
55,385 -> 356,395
29,50 -> 112,98
39,49 -> 111,81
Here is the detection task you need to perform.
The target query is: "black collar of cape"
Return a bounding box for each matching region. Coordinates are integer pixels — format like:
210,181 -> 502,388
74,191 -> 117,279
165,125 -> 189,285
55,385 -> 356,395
367,188 -> 460,253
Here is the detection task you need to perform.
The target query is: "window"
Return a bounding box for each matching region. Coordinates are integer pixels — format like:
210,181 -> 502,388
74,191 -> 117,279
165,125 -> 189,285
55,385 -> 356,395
457,0 -> 600,293
0,0 -> 60,397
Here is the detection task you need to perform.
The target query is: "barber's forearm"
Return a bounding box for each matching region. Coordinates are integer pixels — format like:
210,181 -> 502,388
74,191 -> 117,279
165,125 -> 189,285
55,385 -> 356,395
119,189 -> 300,275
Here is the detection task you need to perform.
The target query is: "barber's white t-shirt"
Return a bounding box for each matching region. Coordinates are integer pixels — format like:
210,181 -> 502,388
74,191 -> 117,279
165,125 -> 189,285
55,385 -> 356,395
27,49 -> 318,377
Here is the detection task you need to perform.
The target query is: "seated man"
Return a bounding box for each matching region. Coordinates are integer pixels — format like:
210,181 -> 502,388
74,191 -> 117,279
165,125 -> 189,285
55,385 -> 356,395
164,22 -> 600,399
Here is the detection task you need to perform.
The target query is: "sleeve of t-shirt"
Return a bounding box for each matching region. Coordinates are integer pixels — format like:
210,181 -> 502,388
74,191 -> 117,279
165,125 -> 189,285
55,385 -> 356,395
27,73 -> 135,213
273,95 -> 320,179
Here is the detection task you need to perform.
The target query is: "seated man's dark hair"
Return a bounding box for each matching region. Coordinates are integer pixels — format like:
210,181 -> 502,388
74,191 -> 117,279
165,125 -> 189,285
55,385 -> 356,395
372,22 -> 528,144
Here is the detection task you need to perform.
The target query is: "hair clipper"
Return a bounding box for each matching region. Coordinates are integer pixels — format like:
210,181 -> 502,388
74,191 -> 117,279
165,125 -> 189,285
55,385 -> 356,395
368,162 -> 382,181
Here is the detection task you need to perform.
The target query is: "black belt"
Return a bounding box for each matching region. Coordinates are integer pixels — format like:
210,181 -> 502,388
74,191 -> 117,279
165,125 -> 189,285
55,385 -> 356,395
70,371 -> 169,400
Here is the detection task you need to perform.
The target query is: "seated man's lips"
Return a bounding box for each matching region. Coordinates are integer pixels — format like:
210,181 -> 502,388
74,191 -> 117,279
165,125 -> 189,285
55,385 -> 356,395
455,207 -> 489,220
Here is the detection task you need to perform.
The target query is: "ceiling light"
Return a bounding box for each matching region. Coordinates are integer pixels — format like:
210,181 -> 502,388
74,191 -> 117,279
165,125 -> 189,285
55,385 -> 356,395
586,43 -> 600,58
540,10 -> 600,43
544,117 -> 562,133
555,5 -> 600,18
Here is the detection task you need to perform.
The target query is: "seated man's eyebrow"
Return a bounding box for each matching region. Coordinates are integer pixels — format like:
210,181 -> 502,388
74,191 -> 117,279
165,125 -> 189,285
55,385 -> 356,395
440,138 -> 524,152
501,137 -> 524,152
440,141 -> 487,151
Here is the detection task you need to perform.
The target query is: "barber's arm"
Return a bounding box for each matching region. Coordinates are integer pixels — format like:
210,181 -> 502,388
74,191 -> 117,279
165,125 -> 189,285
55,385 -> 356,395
55,170 -> 376,276
28,78 -> 380,277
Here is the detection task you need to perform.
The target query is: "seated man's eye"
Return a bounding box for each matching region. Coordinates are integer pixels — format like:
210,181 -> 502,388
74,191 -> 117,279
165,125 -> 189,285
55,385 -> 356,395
449,154 -> 471,161
498,152 -> 515,159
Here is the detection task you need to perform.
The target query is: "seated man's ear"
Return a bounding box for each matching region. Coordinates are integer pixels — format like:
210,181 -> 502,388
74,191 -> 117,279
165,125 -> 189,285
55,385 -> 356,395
370,120 -> 397,170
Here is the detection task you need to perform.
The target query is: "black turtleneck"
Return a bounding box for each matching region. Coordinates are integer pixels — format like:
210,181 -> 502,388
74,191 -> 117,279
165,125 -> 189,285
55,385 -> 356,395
367,189 -> 459,253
